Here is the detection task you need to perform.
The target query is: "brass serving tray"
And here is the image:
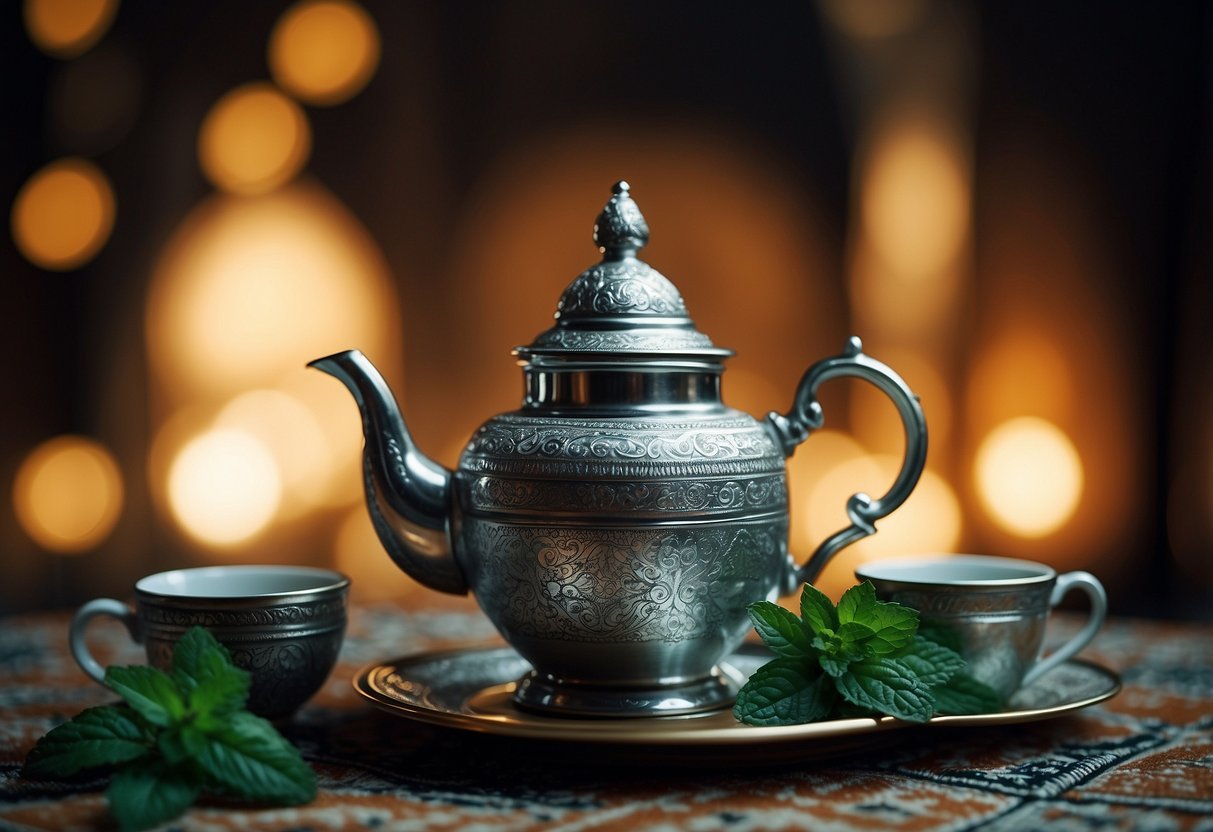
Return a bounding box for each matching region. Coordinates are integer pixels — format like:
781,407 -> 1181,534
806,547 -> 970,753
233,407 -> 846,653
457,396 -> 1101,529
353,644 -> 1120,760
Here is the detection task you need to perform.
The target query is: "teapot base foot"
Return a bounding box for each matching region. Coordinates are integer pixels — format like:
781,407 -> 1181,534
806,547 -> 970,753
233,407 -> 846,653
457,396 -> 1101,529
511,663 -> 744,718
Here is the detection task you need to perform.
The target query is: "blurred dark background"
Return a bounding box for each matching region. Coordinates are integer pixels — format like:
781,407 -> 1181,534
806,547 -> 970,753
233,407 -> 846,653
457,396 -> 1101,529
1,1 -> 1209,617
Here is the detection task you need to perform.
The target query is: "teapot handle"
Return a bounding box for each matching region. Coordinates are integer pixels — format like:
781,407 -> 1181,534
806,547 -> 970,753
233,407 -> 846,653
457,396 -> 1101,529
767,336 -> 928,595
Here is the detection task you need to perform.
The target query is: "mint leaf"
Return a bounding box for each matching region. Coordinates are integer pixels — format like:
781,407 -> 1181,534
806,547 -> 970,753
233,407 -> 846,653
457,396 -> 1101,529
746,601 -> 813,658
23,706 -> 152,779
194,712 -> 316,804
734,581 -> 1007,727
815,622 -> 871,678
858,603 -> 918,655
171,627 -> 250,720
733,658 -> 836,726
833,657 -> 936,723
898,636 -> 965,687
24,626 -> 317,832
799,583 -> 838,634
933,672 -> 1003,715
837,621 -> 876,653
105,665 -> 185,728
811,631 -> 836,655
836,580 -> 878,625
819,653 -> 853,679
836,581 -> 918,655
107,759 -> 200,832
158,724 -> 208,766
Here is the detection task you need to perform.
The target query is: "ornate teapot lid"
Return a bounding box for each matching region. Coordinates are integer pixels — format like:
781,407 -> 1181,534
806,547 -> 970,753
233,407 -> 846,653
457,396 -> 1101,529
515,181 -> 733,365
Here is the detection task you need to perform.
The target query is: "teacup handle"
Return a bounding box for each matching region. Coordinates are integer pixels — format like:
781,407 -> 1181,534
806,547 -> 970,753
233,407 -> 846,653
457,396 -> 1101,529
1022,571 -> 1107,687
768,336 -> 928,595
69,598 -> 140,684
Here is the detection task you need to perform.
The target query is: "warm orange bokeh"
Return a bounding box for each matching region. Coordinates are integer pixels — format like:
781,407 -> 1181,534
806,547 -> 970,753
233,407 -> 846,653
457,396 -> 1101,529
962,134 -> 1142,574
167,427 -> 282,547
13,435 -> 124,554
11,158 -> 115,270
146,182 -> 399,402
23,0 -> 117,58
269,0 -> 381,106
145,181 -> 401,555
974,417 -> 1084,539
198,83 -> 312,195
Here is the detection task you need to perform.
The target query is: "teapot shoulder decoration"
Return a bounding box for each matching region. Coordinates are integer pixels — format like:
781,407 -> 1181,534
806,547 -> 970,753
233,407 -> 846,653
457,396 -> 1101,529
311,181 -> 927,717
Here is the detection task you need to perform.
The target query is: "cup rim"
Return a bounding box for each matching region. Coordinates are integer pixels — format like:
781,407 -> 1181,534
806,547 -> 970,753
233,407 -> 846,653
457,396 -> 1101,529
854,554 -> 1057,587
135,564 -> 350,601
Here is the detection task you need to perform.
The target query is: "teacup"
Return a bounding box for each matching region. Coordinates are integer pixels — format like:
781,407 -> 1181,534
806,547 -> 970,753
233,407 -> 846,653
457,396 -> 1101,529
854,555 -> 1107,700
70,565 -> 349,719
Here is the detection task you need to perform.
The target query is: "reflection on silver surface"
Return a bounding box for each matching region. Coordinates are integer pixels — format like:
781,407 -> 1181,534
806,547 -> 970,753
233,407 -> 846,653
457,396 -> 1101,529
355,644 -> 1121,754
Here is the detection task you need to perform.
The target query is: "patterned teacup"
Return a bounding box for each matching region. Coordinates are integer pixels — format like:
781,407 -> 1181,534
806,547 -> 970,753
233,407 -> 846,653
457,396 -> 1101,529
855,555 -> 1107,701
70,565 -> 349,719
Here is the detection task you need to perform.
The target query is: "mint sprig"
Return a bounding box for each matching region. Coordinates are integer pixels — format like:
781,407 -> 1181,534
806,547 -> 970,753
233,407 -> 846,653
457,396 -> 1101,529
23,627 -> 317,831
733,581 -> 1002,726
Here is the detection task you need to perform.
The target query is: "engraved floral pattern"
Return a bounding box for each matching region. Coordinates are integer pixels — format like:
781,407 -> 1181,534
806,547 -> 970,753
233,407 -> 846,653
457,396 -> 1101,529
885,588 -> 1053,616
459,415 -> 784,479
137,599 -> 347,631
466,423 -> 777,463
555,261 -> 687,319
466,521 -> 785,644
464,474 -> 787,516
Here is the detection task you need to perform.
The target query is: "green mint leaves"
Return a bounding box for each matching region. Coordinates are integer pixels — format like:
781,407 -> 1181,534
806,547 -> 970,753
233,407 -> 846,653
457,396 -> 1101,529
23,627 -> 316,831
734,581 -> 1002,726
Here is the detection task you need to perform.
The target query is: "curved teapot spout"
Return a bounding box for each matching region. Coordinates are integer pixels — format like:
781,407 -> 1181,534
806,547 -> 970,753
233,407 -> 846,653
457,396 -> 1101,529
308,350 -> 467,595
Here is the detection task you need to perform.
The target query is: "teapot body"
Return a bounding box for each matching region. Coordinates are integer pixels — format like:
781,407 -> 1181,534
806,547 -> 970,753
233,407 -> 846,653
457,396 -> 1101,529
453,406 -> 790,710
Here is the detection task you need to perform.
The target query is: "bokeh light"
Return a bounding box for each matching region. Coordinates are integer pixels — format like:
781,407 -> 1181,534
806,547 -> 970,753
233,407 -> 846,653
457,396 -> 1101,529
147,404 -> 212,522
850,121 -> 969,335
167,428 -> 282,546
274,368 -> 364,507
146,182 -> 400,403
974,416 -> 1084,538
968,330 -> 1073,427
863,122 -> 968,279
11,158 -> 116,270
13,435 -> 123,554
24,0 -> 118,58
268,0 -> 381,106
198,82 -> 311,195
214,389 -> 331,517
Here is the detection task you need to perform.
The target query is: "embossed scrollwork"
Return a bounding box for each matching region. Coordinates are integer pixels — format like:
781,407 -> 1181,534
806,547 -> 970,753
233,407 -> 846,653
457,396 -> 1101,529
556,261 -> 687,320
468,520 -> 786,645
464,473 -> 787,516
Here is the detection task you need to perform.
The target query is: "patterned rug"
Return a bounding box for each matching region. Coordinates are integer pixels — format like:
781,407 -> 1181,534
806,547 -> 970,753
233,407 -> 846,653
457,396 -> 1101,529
1,604 -> 1210,831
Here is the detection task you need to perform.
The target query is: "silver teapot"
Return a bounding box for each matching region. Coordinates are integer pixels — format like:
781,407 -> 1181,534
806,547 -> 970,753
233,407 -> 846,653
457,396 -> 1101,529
312,182 -> 927,717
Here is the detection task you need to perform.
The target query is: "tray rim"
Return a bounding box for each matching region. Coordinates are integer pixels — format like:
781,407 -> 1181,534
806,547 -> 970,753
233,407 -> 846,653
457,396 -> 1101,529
352,645 -> 1122,748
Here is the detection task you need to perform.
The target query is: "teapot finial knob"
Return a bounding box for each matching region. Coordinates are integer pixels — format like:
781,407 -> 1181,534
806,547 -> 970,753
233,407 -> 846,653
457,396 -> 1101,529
594,180 -> 650,259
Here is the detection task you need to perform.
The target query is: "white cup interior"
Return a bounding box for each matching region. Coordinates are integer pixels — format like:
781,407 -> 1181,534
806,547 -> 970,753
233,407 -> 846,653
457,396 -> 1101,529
856,555 -> 1055,585
136,565 -> 347,598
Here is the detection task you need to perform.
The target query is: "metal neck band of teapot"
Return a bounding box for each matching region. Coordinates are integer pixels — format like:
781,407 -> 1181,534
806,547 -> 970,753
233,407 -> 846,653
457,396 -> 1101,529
514,182 -> 734,413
